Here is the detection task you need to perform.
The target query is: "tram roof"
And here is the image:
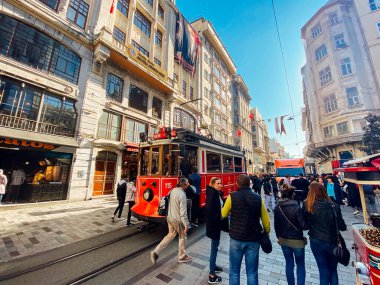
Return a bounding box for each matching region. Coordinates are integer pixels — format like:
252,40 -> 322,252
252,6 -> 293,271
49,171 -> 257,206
141,129 -> 244,156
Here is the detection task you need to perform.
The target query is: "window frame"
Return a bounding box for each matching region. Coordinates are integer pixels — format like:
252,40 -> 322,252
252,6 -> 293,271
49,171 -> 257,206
133,10 -> 151,37
323,126 -> 334,138
97,111 -> 122,141
182,80 -> 187,96
106,73 -> 124,102
369,0 -> 380,11
129,84 -> 149,113
66,0 -> 89,29
113,26 -> 126,44
152,97 -> 162,119
315,44 -> 328,62
337,122 -> 349,135
319,66 -> 332,87
146,0 -> 153,7
158,4 -> 164,19
131,40 -> 149,57
334,34 -> 347,49
324,94 -> 338,113
206,152 -> 221,173
154,57 -> 161,66
117,0 -> 129,17
346,87 -> 360,107
38,0 -> 60,11
329,13 -> 339,26
155,30 -> 162,48
341,58 -> 352,76
311,23 -> 322,39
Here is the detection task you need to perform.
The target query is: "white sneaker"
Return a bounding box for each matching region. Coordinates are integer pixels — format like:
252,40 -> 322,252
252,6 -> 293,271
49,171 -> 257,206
353,210 -> 360,215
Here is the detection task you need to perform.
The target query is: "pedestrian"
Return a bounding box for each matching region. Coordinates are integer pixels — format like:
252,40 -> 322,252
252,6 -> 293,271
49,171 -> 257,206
252,174 -> 263,195
318,173 -> 328,188
150,177 -> 191,264
363,185 -> 378,214
263,176 -> 276,212
274,184 -> 308,285
125,179 -> 136,226
189,166 -> 201,226
326,175 -> 341,204
185,178 -> 196,228
270,174 -> 279,200
291,173 -> 310,207
346,182 -> 361,215
0,169 -> 7,204
222,174 -> 270,285
206,177 -> 224,284
284,174 -> 291,186
304,182 -> 347,285
112,175 -> 128,222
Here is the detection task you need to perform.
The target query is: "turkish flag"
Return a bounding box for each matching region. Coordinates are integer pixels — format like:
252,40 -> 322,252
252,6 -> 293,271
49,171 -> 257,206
110,0 -> 115,14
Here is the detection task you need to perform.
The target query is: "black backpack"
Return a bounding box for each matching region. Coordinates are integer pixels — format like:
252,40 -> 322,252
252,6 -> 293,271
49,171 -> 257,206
158,192 -> 171,216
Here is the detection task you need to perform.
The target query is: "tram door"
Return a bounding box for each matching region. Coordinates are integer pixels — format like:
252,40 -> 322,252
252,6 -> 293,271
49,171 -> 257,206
180,146 -> 198,177
93,151 -> 117,196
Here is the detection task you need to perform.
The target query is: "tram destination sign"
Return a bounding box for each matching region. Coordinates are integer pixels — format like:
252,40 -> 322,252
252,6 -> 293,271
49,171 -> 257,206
0,137 -> 56,151
153,127 -> 177,140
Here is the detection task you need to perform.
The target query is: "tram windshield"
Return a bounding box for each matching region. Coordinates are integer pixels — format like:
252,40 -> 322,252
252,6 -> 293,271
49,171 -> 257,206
140,144 -> 181,176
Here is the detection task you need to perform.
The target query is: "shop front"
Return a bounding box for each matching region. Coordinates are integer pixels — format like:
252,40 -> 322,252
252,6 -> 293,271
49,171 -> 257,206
122,143 -> 139,182
0,136 -> 76,203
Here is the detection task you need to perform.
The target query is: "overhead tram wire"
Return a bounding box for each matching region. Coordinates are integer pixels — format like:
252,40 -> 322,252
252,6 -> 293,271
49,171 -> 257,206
271,0 -> 301,156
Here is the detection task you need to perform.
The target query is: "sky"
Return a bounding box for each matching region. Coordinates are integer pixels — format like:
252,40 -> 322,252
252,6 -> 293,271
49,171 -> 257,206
177,0 -> 328,157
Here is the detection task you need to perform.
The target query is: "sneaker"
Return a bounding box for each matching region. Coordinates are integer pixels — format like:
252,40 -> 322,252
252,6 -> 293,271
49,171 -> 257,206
215,266 -> 223,273
353,210 -> 360,215
150,251 -> 158,264
126,223 -> 135,227
208,275 -> 222,284
178,255 -> 192,263
111,215 -> 115,222
191,222 -> 199,227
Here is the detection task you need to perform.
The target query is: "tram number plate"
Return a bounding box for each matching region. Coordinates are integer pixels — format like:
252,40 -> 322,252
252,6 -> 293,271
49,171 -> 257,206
369,253 -> 380,270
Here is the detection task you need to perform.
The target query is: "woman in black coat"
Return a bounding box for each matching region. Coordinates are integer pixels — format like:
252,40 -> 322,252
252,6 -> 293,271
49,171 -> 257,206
205,177 -> 223,284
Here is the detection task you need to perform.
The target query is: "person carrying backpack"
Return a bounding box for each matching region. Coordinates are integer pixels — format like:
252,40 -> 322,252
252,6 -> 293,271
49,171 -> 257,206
151,178 -> 191,264
112,175 -> 128,222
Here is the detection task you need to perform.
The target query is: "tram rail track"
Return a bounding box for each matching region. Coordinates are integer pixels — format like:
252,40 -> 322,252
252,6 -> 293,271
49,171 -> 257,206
0,222 -> 157,283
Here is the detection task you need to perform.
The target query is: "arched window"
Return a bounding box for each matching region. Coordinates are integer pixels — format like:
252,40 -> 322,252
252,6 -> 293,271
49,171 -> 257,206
173,108 -> 196,131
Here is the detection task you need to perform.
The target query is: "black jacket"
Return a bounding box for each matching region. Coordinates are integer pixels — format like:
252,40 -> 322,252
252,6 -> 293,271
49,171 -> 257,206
116,181 -> 127,201
263,180 -> 273,195
229,187 -> 262,242
274,198 -> 307,240
291,178 -> 310,200
205,185 -> 222,240
304,200 -> 347,244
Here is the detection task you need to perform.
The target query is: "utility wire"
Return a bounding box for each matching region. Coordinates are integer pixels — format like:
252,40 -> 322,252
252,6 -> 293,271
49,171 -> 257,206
271,0 -> 301,156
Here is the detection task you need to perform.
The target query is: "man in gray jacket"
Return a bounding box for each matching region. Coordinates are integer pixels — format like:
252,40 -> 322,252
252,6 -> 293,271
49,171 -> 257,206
151,178 -> 191,264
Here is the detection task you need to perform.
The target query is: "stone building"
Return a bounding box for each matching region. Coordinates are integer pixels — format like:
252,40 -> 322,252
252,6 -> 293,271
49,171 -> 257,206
301,0 -> 380,173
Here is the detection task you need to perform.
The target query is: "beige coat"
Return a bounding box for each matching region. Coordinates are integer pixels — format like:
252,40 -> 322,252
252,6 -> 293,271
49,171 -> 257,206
0,170 -> 8,194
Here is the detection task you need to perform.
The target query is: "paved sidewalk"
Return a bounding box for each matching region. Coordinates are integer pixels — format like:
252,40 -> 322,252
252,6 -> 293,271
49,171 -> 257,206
135,205 -> 361,285
0,198 -> 140,263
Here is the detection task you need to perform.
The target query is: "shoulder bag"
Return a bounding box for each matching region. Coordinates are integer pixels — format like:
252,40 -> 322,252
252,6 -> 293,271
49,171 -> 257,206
331,204 -> 350,266
278,205 -> 307,245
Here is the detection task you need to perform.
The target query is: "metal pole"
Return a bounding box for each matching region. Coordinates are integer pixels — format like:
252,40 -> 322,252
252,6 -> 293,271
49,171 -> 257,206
358,184 -> 369,225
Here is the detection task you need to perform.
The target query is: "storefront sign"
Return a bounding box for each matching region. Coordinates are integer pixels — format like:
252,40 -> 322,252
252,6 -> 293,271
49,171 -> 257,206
0,138 -> 56,150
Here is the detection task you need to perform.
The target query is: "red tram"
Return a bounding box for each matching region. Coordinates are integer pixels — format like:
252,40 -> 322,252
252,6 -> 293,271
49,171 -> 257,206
132,128 -> 245,222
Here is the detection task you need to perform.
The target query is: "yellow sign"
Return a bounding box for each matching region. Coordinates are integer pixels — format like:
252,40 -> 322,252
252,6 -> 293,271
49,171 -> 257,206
0,138 -> 56,150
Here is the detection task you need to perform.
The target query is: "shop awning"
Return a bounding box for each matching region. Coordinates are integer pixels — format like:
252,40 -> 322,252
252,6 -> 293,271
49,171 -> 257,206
0,128 -> 79,148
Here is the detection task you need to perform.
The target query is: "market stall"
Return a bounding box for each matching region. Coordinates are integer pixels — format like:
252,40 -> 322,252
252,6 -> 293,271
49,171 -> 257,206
341,154 -> 380,285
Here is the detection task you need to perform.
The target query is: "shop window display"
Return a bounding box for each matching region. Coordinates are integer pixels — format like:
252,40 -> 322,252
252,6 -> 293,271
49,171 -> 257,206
0,149 -> 72,203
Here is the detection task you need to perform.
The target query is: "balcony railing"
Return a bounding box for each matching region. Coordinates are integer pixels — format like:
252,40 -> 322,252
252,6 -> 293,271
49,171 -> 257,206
0,114 -> 75,138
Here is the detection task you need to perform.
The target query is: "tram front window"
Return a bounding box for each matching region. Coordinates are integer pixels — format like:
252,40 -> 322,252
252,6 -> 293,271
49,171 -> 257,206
141,149 -> 150,176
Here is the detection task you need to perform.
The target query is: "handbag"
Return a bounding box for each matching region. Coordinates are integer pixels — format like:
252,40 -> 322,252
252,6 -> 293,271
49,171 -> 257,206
331,204 -> 350,266
278,205 -> 307,246
260,231 -> 272,254
221,217 -> 229,233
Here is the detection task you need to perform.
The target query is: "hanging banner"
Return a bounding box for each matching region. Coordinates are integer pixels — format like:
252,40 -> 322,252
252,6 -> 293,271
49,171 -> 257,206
174,12 -> 201,76
280,116 -> 287,135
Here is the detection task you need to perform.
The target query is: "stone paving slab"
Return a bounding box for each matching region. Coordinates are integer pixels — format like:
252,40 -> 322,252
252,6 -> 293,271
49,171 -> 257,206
0,198 -> 140,263
134,205 -> 364,285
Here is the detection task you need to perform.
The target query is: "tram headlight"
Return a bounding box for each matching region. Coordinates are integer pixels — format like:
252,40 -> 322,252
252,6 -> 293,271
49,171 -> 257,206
143,188 -> 154,202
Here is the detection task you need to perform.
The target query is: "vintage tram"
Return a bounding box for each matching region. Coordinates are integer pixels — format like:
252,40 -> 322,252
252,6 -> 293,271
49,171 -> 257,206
131,128 -> 246,223
340,154 -> 380,285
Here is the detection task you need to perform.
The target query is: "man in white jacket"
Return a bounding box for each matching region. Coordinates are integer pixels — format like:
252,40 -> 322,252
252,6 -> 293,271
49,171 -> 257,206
150,178 -> 191,264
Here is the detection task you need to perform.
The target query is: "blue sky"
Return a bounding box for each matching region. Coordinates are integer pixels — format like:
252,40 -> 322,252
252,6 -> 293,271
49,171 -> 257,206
177,0 -> 327,157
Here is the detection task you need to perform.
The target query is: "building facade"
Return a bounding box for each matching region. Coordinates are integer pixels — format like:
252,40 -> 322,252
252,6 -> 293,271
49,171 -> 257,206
232,75 -> 254,173
301,0 -> 380,173
191,18 -> 237,145
0,0 -> 94,203
251,107 -> 270,173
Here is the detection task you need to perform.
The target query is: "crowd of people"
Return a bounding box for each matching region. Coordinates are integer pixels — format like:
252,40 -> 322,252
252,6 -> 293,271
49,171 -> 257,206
111,171 -> 379,285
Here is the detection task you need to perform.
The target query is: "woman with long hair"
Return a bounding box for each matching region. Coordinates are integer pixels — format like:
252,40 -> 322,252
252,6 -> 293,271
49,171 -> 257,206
274,184 -> 308,285
304,182 -> 347,285
205,177 -> 223,284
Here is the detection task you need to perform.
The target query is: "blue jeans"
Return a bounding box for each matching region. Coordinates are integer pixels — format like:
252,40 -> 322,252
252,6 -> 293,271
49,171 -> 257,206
310,239 -> 339,285
281,245 -> 305,285
229,238 -> 260,285
209,238 -> 220,274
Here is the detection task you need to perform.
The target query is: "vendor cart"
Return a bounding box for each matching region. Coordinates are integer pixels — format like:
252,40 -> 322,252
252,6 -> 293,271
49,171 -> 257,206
341,153 -> 380,285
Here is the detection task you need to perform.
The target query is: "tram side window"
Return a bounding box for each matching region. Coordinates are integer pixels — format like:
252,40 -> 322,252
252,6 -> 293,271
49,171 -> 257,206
234,157 -> 243,172
151,147 -> 160,175
141,149 -> 149,176
223,155 -> 234,173
207,152 -> 221,173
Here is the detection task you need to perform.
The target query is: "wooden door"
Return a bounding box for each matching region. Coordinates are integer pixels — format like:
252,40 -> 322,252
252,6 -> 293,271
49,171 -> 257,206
93,151 -> 117,196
